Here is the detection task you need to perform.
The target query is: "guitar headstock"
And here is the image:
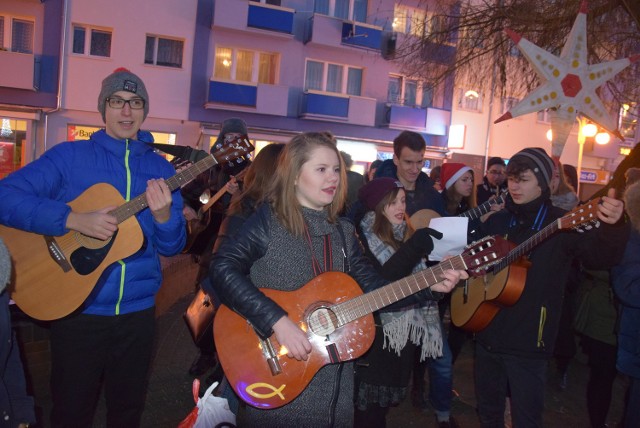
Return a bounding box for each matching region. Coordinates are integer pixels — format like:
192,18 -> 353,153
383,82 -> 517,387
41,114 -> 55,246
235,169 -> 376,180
211,135 -> 255,171
461,235 -> 511,277
559,199 -> 600,231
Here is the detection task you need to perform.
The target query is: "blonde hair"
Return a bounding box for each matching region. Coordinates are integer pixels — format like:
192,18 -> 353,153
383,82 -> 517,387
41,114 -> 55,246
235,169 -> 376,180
268,132 -> 347,237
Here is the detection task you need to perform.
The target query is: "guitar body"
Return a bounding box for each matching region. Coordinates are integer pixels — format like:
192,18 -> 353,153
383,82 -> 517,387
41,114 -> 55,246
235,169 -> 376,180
409,209 -> 441,229
451,258 -> 530,332
2,183 -> 143,320
214,271 -> 375,409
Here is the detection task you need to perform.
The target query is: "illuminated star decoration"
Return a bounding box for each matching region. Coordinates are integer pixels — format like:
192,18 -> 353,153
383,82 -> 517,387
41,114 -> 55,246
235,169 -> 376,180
494,0 -> 639,159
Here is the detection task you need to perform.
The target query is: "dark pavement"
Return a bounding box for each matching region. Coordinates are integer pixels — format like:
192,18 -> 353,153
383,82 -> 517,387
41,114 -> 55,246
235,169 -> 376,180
15,255 -> 629,427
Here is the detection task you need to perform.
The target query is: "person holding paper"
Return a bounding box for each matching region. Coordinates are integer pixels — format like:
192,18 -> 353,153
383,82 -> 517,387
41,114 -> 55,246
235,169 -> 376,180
352,177 -> 463,428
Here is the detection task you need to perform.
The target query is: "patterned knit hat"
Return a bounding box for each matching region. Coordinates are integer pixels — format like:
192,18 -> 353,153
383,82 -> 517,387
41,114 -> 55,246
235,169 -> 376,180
509,147 -> 555,190
441,163 -> 473,189
97,67 -> 149,122
358,177 -> 404,211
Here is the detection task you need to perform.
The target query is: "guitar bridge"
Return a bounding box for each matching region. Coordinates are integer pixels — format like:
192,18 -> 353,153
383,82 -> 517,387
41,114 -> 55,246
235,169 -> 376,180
259,337 -> 282,376
44,236 -> 72,272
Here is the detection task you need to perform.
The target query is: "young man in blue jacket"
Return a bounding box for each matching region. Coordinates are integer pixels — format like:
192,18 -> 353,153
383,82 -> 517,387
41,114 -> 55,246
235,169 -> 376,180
0,68 -> 186,427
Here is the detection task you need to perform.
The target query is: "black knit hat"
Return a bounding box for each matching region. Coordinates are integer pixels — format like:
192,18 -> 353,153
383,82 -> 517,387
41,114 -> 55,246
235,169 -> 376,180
510,148 -> 554,190
215,118 -> 248,147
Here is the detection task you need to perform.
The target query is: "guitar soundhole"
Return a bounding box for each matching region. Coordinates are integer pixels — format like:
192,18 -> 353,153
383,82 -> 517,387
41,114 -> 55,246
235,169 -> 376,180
307,307 -> 339,337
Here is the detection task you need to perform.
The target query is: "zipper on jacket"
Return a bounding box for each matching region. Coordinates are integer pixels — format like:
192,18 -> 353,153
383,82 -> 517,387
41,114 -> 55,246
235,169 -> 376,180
537,306 -> 547,348
115,139 -> 132,315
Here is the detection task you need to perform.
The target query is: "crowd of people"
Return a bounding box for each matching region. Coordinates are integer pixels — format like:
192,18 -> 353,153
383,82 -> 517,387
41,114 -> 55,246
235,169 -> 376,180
0,68 -> 638,428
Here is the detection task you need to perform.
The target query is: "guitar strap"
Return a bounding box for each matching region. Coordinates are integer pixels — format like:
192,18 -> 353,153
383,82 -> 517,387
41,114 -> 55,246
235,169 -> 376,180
304,225 -> 332,276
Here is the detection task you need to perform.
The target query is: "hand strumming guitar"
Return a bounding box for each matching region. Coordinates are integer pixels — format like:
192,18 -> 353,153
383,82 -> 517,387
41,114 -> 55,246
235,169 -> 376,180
66,206 -> 118,240
273,315 -> 312,361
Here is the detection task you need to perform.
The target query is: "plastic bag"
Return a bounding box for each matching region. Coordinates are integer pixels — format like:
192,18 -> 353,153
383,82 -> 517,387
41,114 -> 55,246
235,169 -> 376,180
178,379 -> 237,428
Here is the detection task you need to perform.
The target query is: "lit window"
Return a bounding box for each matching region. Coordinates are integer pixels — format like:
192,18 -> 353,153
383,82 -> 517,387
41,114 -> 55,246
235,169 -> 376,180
458,88 -> 482,112
145,35 -> 183,68
304,59 -> 362,96
214,47 -> 278,85
72,24 -> 111,57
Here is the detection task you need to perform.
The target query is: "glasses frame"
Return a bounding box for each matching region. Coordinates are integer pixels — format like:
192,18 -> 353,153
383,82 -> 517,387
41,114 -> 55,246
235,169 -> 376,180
106,97 -> 146,110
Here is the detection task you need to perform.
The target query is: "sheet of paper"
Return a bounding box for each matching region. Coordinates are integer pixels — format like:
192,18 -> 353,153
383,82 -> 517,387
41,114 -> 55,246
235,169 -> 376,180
427,217 -> 468,262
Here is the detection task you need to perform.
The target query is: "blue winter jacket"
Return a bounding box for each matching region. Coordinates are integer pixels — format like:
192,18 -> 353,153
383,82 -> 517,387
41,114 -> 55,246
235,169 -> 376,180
612,229 -> 640,378
0,129 -> 186,315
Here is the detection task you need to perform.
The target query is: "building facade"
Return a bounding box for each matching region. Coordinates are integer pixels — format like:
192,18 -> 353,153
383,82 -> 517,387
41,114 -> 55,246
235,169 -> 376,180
0,0 -> 635,193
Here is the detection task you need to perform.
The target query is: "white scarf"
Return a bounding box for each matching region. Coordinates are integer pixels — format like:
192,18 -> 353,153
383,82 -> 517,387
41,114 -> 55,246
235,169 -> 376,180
360,212 -> 443,361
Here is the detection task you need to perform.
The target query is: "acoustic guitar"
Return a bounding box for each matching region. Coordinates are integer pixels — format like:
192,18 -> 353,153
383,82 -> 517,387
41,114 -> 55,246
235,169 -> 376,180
1,137 -> 254,321
410,189 -> 508,229
451,199 -> 601,332
182,168 -> 248,254
213,235 -> 509,409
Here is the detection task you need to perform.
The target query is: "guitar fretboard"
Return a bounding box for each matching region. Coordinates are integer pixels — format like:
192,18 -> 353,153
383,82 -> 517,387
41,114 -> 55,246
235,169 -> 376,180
463,195 -> 505,220
493,222 -> 559,272
109,154 -> 219,224
333,256 -> 467,326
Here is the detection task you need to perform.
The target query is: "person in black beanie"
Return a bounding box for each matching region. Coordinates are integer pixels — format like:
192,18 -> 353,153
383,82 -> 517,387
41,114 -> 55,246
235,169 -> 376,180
476,156 -> 507,204
183,117 -> 251,379
472,147 -> 628,428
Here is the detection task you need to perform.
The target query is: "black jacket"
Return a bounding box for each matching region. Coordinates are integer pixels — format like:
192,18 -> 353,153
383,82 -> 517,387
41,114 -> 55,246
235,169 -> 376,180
475,194 -> 629,358
210,204 -> 389,339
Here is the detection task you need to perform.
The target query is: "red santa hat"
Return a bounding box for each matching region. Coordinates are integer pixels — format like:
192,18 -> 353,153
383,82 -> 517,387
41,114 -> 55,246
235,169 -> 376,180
441,163 -> 473,189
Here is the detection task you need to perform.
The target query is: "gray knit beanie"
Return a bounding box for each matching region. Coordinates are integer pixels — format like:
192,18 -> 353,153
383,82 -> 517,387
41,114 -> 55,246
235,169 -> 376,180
97,67 -> 149,122
509,147 -> 555,190
0,238 -> 11,293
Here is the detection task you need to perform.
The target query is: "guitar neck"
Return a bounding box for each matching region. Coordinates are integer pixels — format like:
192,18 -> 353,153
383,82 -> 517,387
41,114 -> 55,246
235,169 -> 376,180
494,221 -> 559,272
333,256 -> 467,326
109,154 -> 219,224
462,195 -> 505,220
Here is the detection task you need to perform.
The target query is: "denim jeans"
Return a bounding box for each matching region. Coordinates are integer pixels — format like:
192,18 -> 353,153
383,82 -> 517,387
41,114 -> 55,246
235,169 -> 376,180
428,328 -> 453,416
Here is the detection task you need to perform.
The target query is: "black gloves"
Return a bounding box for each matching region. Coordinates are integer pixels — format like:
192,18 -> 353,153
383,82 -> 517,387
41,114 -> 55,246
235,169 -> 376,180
406,227 -> 443,256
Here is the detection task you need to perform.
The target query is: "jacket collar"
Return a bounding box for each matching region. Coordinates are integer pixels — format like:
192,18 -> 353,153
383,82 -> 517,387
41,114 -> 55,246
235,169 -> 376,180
90,129 -> 155,157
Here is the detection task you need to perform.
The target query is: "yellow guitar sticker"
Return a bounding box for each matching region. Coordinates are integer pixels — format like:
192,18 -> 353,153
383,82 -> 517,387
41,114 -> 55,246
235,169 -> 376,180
246,382 -> 286,400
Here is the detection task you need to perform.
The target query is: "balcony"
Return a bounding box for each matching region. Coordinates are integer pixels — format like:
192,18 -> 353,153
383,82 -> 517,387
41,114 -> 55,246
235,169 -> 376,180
247,2 -> 294,34
206,80 -> 288,117
341,21 -> 383,51
0,50 -> 35,90
300,90 -> 376,126
213,1 -> 294,36
385,104 -> 451,135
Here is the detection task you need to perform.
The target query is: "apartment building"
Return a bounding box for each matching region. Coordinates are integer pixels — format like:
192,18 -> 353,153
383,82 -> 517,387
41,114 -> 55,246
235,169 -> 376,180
0,0 -> 633,193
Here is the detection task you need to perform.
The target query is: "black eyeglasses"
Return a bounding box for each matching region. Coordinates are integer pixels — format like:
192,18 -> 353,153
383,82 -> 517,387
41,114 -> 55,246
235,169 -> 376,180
106,97 -> 145,109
